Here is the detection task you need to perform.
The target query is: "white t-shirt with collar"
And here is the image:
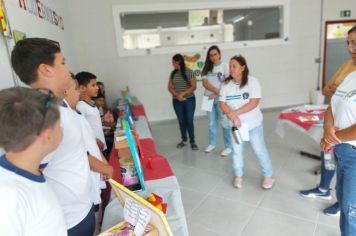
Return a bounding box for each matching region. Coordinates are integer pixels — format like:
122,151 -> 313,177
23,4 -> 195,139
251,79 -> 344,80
77,100 -> 107,150
0,156 -> 67,236
203,61 -> 229,96
76,111 -> 106,205
331,71 -> 356,146
219,76 -> 263,130
41,99 -> 93,229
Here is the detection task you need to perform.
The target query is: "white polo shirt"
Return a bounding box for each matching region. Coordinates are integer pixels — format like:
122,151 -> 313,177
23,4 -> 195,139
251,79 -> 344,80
76,111 -> 106,205
203,61 -> 229,96
219,76 -> 263,130
77,100 -> 107,150
331,71 -> 356,146
41,99 -> 93,229
0,156 -> 67,236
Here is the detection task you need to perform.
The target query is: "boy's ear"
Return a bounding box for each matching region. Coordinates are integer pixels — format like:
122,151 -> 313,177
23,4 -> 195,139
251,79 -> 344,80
37,63 -> 54,79
37,127 -> 52,145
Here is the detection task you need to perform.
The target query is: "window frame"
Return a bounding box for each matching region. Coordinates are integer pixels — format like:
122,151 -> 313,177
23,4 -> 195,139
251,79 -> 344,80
112,0 -> 290,57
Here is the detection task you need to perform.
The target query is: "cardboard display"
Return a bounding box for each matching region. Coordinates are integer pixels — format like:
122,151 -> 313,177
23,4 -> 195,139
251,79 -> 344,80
108,179 -> 173,236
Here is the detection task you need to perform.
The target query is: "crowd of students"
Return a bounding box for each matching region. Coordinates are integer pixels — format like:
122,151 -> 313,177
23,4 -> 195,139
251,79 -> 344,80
0,38 -> 115,236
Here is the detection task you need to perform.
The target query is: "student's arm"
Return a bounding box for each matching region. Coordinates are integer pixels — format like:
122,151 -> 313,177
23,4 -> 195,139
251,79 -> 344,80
202,79 -> 219,95
320,106 -> 341,150
335,124 -> 356,142
220,101 -> 241,127
231,98 -> 260,116
180,77 -> 197,97
88,155 -> 113,179
96,139 -> 104,151
322,65 -> 343,98
168,78 -> 179,97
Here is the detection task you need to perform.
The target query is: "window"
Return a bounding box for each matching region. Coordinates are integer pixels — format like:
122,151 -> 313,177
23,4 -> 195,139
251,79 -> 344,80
113,1 -> 290,56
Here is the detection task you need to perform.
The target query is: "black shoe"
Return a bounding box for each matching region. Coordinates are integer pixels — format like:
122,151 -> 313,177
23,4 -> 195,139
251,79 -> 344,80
191,143 -> 199,151
176,141 -> 187,149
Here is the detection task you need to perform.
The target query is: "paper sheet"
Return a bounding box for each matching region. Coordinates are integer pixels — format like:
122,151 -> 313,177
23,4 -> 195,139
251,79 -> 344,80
123,198 -> 151,236
239,123 -> 250,141
201,96 -> 214,112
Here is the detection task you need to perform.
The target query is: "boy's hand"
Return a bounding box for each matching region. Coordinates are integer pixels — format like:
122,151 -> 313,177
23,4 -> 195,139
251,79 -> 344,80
102,164 -> 114,180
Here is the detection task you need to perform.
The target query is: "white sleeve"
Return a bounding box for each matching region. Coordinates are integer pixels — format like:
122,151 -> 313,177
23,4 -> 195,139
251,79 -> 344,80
76,102 -> 87,116
249,77 -> 262,98
0,185 -> 26,236
219,83 -> 227,102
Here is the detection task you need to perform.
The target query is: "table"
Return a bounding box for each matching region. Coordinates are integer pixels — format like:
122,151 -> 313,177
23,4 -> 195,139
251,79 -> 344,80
101,102 -> 189,236
275,104 -> 327,160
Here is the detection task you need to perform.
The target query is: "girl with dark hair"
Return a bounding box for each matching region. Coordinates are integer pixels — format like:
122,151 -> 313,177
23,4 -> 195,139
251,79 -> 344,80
219,55 -> 274,189
201,45 -> 232,156
168,54 -> 199,150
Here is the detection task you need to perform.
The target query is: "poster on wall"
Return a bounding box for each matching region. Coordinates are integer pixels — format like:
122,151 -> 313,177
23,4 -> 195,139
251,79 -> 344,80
183,53 -> 204,81
13,30 -> 26,43
0,0 -> 11,37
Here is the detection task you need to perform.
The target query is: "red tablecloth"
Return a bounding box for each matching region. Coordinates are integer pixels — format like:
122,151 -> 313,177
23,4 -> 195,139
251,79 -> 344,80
130,104 -> 146,117
279,110 -> 325,131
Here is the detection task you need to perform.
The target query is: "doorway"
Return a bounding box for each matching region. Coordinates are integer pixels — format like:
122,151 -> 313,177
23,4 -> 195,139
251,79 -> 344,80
322,20 -> 356,88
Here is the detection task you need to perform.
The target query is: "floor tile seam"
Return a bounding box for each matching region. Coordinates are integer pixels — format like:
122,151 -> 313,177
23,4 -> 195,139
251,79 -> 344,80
185,184 -> 218,218
257,206 -> 317,224
189,222 -> 225,236
312,212 -> 319,236
206,191 -> 259,208
237,205 -> 260,236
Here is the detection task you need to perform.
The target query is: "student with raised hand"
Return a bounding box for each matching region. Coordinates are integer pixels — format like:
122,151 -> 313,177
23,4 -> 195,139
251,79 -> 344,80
0,87 -> 67,236
75,72 -> 107,152
201,45 -> 232,156
219,55 -> 274,189
11,38 -> 95,236
168,53 -> 199,151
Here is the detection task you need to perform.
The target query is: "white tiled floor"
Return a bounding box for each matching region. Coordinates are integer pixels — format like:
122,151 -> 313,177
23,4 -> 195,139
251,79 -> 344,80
151,110 -> 340,236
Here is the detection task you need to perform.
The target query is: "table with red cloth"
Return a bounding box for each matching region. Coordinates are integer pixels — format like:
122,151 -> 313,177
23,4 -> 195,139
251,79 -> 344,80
275,104 -> 327,160
101,102 -> 189,236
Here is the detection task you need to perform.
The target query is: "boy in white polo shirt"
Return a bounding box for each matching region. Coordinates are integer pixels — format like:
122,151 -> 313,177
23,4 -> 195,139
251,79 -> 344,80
11,38 -> 95,236
0,87 -> 67,236
75,72 -> 107,152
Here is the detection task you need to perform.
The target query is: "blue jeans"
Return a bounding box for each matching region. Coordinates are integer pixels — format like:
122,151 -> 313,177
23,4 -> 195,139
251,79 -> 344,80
319,151 -> 336,190
173,96 -> 196,144
334,143 -> 356,236
230,124 -> 273,177
208,100 -> 232,148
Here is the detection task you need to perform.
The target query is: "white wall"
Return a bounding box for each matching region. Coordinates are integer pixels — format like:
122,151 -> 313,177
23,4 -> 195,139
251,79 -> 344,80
0,33 -> 15,90
1,0 -> 75,83
65,0 -> 351,122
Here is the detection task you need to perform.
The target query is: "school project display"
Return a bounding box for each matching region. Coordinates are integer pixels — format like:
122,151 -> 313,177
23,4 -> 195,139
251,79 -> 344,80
99,179 -> 173,236
122,117 -> 145,191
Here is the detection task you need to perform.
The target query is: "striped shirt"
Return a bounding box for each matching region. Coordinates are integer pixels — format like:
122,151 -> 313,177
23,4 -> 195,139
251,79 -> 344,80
171,69 -> 194,98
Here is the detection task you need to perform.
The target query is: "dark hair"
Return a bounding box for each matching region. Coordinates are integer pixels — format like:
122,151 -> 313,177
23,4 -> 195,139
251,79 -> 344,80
11,38 -> 61,85
0,87 -> 60,152
93,93 -> 105,100
348,25 -> 356,34
97,81 -> 104,86
225,55 -> 249,88
170,54 -> 190,84
75,71 -> 97,86
201,45 -> 221,76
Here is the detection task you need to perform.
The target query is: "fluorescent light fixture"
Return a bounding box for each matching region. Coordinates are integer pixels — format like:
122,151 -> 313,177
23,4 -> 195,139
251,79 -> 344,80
232,16 -> 245,23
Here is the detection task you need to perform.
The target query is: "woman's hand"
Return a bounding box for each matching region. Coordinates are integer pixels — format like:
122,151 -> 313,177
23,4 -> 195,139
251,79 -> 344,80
176,93 -> 185,102
208,94 -> 218,100
232,116 -> 241,128
226,110 -> 236,121
322,126 -> 341,147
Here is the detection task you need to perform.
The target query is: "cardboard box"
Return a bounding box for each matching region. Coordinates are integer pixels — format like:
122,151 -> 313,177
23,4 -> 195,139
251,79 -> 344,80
115,133 -> 129,150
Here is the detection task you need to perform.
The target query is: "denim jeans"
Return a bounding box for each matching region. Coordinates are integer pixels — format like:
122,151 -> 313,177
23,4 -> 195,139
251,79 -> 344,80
208,99 -> 232,148
230,124 -> 273,177
68,204 -> 95,236
173,96 -> 196,144
319,151 -> 336,190
334,143 -> 356,236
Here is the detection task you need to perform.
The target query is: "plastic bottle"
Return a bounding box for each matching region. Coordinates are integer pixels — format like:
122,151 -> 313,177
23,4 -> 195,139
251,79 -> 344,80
324,148 -> 336,171
232,127 -> 243,144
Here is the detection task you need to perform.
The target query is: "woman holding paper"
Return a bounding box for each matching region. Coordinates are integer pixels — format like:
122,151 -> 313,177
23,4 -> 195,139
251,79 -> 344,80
201,45 -> 232,156
219,55 -> 274,189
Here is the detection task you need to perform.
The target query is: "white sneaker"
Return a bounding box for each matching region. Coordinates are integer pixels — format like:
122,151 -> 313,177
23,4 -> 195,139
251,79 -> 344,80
220,148 -> 232,157
204,145 -> 215,153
